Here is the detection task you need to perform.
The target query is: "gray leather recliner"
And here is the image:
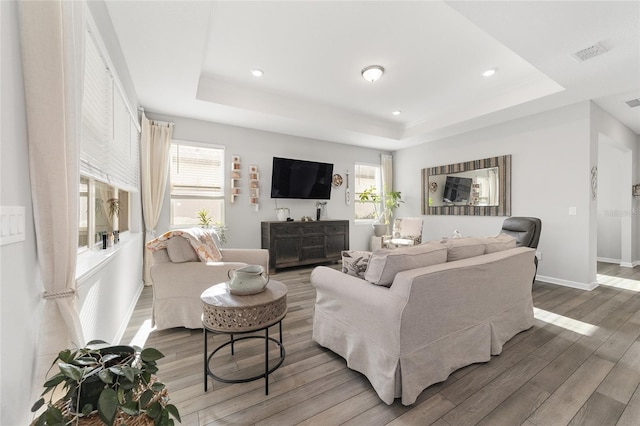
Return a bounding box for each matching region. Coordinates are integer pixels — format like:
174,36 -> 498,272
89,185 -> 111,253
500,217 -> 542,283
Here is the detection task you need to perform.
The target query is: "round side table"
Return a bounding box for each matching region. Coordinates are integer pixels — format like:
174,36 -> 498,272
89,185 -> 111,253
201,280 -> 287,395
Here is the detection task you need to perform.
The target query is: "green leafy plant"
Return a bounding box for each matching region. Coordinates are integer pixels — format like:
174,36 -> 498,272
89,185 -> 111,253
106,198 -> 120,219
196,208 -> 213,228
31,340 -> 181,426
358,186 -> 382,220
196,209 -> 227,245
213,221 -> 228,245
383,190 -> 404,225
358,186 -> 404,224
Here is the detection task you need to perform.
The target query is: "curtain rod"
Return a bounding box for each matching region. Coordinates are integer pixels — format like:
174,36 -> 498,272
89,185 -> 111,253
138,107 -> 174,126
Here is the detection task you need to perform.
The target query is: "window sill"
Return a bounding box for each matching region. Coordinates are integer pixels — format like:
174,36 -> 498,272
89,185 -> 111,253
76,232 -> 142,282
355,220 -> 377,225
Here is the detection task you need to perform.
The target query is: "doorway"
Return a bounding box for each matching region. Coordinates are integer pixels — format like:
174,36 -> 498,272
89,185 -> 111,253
597,134 -> 633,267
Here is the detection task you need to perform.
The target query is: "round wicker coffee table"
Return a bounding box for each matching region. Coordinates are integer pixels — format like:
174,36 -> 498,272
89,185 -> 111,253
201,280 -> 287,395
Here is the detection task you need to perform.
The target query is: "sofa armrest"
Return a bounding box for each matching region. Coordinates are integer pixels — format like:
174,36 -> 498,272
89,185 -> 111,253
220,248 -> 269,270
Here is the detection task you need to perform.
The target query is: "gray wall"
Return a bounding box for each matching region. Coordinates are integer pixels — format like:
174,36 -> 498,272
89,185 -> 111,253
1,2 -> 41,424
146,112 -> 390,252
395,102 -> 595,289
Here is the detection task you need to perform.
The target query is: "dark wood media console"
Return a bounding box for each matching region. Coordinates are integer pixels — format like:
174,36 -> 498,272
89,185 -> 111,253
261,220 -> 349,273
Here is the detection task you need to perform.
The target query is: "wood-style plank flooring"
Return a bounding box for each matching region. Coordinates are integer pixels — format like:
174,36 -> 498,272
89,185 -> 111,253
121,262 -> 640,425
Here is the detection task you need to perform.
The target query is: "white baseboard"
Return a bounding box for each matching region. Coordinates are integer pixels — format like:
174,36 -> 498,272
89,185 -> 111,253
114,281 -> 144,345
597,257 -> 638,268
535,275 -> 598,291
597,257 -> 620,264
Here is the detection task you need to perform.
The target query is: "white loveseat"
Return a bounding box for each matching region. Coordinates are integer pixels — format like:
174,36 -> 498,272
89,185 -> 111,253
311,236 -> 536,405
149,236 -> 269,330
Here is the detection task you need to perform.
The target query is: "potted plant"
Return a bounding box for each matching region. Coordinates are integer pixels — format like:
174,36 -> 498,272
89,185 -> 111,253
196,208 -> 227,245
382,190 -> 404,229
31,340 -> 181,426
359,186 -> 404,236
196,208 -> 213,228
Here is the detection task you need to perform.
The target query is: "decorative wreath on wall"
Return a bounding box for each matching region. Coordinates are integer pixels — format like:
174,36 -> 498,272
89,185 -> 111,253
332,174 -> 343,188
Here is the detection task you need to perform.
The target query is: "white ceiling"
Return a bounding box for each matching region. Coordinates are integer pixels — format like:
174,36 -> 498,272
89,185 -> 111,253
105,1 -> 640,150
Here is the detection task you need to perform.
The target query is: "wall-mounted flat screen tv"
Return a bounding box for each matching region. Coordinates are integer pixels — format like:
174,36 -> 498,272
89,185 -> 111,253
443,176 -> 473,203
270,157 -> 334,200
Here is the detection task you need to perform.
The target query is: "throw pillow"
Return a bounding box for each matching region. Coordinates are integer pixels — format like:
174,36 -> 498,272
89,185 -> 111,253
364,242 -> 447,286
440,237 -> 487,262
166,236 -> 199,263
341,250 -> 371,279
484,234 -> 517,253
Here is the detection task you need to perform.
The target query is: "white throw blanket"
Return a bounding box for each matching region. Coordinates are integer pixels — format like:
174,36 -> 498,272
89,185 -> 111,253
145,227 -> 222,262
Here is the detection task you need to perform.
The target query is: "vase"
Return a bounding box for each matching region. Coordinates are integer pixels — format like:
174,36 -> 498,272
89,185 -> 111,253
373,223 -> 388,237
228,265 -> 270,295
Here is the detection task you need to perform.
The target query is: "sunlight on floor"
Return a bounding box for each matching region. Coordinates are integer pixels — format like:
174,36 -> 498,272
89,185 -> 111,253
533,307 -> 598,336
127,319 -> 155,348
597,274 -> 640,292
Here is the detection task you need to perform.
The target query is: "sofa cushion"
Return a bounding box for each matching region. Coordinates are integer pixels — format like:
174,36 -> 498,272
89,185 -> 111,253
166,236 -> 199,263
484,234 -> 517,254
341,250 -> 371,279
364,242 -> 447,286
440,237 -> 487,262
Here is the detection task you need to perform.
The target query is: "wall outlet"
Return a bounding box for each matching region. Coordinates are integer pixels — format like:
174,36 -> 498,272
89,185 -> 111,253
0,206 -> 26,246
568,206 -> 577,216
536,251 -> 542,261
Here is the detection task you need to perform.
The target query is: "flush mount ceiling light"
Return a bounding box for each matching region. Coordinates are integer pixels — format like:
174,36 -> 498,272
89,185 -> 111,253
482,68 -> 497,77
251,69 -> 264,77
361,65 -> 384,82
392,110 -> 402,116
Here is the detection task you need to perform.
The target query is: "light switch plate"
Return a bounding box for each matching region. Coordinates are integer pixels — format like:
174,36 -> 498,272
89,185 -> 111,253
0,206 -> 26,246
568,207 -> 577,216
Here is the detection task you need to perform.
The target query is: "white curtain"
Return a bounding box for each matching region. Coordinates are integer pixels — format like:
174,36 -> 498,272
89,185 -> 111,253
381,153 -> 394,222
19,0 -> 86,395
140,114 -> 173,285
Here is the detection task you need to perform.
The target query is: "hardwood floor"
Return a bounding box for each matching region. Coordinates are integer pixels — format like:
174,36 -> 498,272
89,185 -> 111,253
121,262 -> 640,425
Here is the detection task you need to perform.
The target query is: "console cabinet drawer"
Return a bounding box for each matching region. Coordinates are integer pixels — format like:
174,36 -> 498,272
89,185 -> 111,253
261,220 -> 349,272
324,225 -> 346,234
303,235 -> 324,246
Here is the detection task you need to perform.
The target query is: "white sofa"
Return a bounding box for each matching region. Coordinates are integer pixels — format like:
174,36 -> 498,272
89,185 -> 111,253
311,236 -> 536,405
150,237 -> 269,330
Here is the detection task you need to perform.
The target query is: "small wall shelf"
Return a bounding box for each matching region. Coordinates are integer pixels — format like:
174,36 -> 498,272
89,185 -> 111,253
249,165 -> 259,207
230,155 -> 241,203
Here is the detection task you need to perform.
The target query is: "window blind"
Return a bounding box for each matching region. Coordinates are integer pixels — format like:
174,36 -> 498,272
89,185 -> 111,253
170,143 -> 225,198
80,26 -> 139,192
355,164 -> 380,193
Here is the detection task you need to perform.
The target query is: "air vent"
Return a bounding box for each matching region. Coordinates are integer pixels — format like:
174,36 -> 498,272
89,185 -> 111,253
625,98 -> 640,108
572,42 -> 608,61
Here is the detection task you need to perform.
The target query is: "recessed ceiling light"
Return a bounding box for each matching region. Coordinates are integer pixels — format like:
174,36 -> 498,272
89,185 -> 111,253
361,65 -> 384,82
482,68 -> 497,77
392,110 -> 402,116
251,69 -> 264,77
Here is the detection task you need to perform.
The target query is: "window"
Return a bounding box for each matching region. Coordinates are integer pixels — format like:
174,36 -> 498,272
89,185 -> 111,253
354,163 -> 381,221
170,142 -> 225,226
78,177 -> 129,249
77,17 -> 136,250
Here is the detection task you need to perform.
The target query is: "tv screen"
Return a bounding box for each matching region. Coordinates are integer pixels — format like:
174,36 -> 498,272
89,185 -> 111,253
270,157 -> 334,200
443,176 -> 472,203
